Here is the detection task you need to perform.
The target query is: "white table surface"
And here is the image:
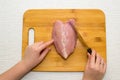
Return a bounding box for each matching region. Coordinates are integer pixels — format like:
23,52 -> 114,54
0,0 -> 120,80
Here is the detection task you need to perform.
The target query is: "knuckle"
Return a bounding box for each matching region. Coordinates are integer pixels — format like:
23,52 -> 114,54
34,48 -> 38,52
89,65 -> 95,70
31,46 -> 38,52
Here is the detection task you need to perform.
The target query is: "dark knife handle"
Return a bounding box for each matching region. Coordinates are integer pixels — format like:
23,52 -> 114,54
87,48 -> 92,55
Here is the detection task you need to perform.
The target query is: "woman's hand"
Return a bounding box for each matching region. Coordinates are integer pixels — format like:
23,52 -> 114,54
0,40 -> 54,80
22,39 -> 54,70
82,49 -> 107,80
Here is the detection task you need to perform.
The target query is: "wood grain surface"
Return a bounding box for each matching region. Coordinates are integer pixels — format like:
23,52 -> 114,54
22,9 -> 106,71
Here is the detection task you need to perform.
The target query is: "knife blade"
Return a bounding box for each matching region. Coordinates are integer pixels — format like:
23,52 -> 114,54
69,22 -> 92,54
77,31 -> 92,54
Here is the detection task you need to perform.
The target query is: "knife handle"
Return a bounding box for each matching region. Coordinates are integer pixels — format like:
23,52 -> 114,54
87,48 -> 92,54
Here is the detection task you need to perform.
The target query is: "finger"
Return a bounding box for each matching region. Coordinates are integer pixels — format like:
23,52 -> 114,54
87,52 -> 91,64
39,48 -> 51,61
37,41 -> 44,46
39,39 -> 54,51
89,49 -> 96,65
33,41 -> 44,47
103,61 -> 107,73
87,52 -> 91,58
100,58 -> 104,70
96,53 -> 101,65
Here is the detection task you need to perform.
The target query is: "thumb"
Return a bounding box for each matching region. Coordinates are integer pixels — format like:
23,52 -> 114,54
87,52 -> 91,58
39,48 -> 51,61
86,52 -> 91,64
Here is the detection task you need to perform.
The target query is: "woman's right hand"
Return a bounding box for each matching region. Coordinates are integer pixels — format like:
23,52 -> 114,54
82,49 -> 107,80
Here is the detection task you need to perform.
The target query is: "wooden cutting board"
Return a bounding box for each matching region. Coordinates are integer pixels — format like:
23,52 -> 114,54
22,9 -> 106,71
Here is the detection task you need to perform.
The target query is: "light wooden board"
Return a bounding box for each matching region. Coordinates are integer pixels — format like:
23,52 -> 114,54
22,9 -> 106,72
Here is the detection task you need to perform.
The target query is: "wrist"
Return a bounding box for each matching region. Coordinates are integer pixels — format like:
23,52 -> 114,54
20,60 -> 32,71
82,76 -> 92,80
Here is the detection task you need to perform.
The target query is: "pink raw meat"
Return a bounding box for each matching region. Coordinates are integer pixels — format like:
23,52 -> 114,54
52,19 -> 77,59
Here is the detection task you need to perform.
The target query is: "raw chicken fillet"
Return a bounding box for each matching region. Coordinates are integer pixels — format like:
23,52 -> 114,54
52,19 -> 77,59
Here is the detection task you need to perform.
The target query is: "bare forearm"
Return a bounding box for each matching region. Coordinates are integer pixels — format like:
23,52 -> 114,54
0,61 -> 31,80
0,40 -> 53,80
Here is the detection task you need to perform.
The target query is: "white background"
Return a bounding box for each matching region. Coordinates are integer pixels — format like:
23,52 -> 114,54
0,0 -> 120,80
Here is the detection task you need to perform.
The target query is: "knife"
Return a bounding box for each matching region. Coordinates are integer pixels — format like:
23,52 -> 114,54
69,22 -> 92,54
76,30 -> 92,54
